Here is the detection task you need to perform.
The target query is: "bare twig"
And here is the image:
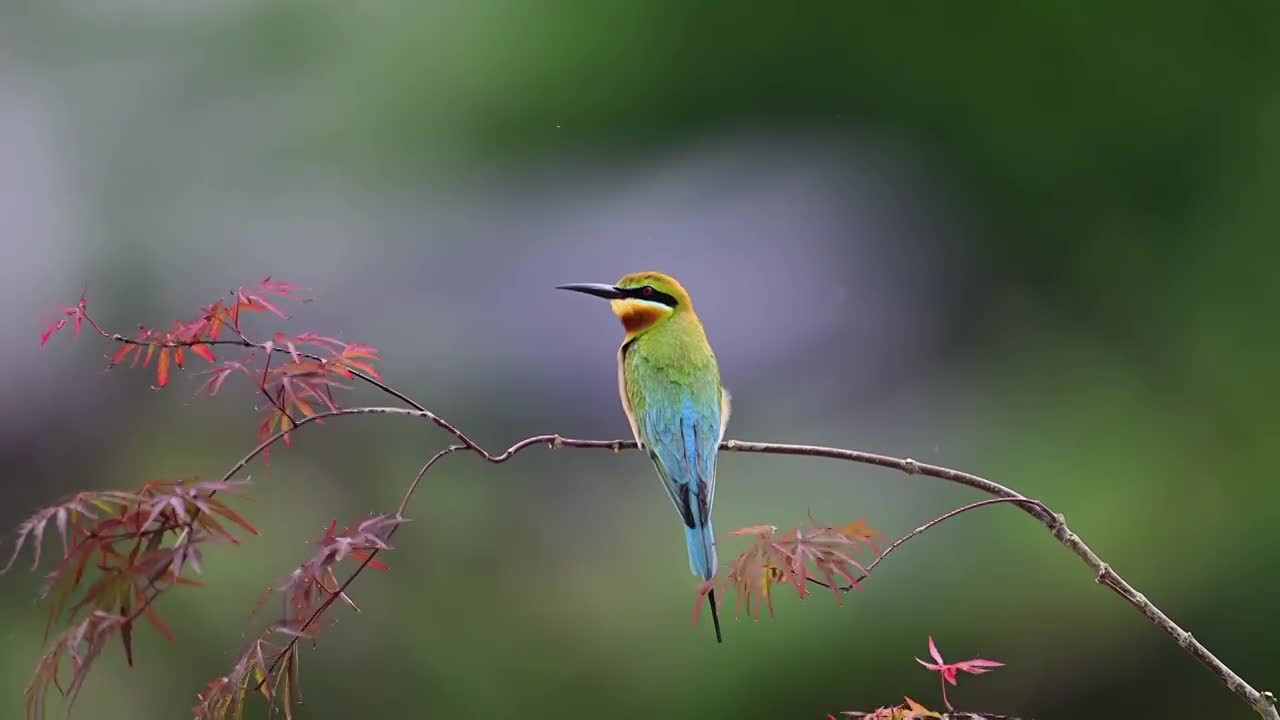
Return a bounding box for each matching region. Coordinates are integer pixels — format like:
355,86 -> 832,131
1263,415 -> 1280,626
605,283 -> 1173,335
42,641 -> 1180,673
209,406 -> 1277,720
84,318 -> 1276,718
256,351 -> 294,426
808,497 -> 1048,590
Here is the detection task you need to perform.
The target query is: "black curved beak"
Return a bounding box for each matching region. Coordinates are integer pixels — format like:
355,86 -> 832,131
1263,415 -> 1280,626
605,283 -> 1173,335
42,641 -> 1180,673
555,283 -> 626,300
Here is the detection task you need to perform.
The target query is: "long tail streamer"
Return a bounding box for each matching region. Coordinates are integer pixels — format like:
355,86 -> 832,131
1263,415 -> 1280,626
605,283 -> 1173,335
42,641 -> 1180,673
707,588 -> 723,643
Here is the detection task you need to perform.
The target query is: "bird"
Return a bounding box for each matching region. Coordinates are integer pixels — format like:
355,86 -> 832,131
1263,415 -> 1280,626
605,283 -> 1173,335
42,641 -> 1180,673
557,272 -> 729,643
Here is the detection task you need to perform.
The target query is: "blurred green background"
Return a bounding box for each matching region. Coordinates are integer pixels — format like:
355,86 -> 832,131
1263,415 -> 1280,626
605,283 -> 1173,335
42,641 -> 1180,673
2,2 -> 1277,718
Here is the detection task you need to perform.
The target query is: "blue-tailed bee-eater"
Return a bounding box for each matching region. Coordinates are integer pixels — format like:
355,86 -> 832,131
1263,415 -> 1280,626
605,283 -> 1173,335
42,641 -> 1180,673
557,272 -> 729,642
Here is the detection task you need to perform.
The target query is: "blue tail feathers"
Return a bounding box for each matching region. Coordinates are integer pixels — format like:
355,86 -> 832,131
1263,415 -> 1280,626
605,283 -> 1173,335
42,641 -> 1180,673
684,520 -> 718,580
686,520 -> 723,643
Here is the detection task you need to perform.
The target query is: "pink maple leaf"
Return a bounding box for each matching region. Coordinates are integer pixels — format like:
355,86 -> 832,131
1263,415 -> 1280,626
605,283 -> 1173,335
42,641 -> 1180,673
40,291 -> 91,347
914,635 -> 1004,711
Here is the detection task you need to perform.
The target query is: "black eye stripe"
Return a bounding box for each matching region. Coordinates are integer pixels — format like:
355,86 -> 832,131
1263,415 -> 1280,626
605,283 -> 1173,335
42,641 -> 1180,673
624,285 -> 678,307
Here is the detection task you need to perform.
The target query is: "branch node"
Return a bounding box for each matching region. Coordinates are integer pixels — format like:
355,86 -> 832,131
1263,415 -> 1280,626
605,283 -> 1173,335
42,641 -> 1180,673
902,458 -> 919,475
1050,514 -> 1074,544
1261,691 -> 1276,706
550,435 -> 563,449
1094,563 -> 1111,584
1178,630 -> 1196,649
724,439 -> 737,449
610,441 -> 622,454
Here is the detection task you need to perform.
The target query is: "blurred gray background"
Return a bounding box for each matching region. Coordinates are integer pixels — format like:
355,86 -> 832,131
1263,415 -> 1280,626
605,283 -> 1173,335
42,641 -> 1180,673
2,3 -> 1278,719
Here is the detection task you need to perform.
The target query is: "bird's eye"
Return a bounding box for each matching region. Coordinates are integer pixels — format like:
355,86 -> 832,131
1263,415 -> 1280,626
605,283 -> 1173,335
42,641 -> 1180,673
641,286 -> 654,297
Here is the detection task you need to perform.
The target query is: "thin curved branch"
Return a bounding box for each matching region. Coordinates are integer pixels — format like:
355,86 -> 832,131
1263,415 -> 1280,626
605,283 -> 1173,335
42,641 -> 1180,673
214,407 -> 435,484
719,440 -> 1054,524
808,497 -> 1051,593
211,407 -> 1276,719
717,442 -> 1276,718
396,445 -> 465,520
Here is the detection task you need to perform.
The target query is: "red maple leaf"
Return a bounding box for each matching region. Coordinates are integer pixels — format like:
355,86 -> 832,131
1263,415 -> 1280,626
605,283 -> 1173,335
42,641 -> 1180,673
39,291 -> 90,347
195,358 -> 256,397
232,276 -> 304,329
260,515 -> 400,634
914,636 -> 1004,711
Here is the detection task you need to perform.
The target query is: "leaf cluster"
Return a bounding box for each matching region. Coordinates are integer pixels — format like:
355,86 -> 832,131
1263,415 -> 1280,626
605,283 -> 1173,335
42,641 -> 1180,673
194,515 -> 403,720
696,518 -> 885,625
26,278 -> 400,718
4,480 -> 256,719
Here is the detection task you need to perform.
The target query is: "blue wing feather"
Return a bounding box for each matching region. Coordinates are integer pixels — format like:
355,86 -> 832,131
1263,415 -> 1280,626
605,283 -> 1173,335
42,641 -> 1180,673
638,384 -> 721,580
